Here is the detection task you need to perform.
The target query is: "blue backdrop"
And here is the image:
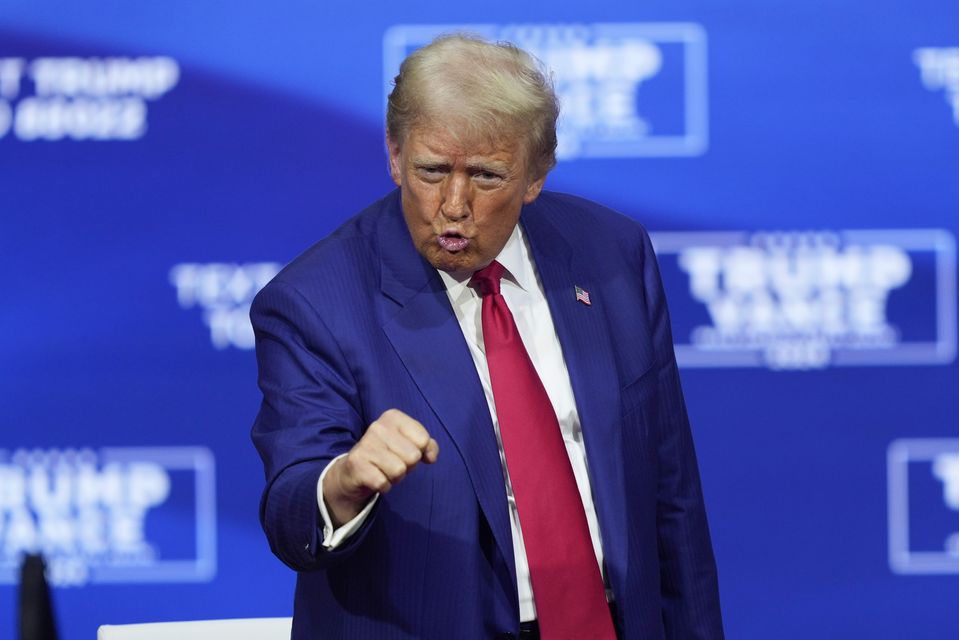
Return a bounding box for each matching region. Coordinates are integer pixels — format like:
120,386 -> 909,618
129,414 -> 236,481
2,1 -> 958,637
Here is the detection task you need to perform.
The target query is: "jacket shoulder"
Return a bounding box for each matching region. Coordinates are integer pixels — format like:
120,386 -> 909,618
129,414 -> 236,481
256,192 -> 398,301
532,190 -> 651,253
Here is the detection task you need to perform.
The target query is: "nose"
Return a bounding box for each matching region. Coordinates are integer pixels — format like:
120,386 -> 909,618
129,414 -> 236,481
441,173 -> 470,221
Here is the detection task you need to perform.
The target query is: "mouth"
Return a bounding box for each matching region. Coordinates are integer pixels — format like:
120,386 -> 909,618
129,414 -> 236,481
436,231 -> 471,252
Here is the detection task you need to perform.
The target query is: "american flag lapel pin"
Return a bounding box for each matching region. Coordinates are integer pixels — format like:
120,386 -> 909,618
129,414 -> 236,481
574,285 -> 591,306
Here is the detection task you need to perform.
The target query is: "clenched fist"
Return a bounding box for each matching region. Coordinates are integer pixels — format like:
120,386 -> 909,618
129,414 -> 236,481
323,409 -> 439,526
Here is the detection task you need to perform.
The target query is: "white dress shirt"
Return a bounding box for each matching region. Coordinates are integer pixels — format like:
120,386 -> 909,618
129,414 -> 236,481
317,224 -> 607,622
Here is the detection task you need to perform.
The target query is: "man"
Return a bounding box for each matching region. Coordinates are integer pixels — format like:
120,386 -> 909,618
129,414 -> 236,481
251,35 -> 723,639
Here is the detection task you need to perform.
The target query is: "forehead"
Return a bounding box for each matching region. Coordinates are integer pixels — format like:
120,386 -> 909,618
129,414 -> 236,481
403,123 -> 525,164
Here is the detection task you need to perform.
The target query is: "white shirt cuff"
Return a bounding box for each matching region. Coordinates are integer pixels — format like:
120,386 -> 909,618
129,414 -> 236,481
317,453 -> 379,549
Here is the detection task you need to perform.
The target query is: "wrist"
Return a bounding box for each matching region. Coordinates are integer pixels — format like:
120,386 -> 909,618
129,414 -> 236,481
322,457 -> 366,527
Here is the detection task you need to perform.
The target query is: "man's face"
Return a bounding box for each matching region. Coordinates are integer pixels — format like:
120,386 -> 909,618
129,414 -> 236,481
388,124 -> 546,274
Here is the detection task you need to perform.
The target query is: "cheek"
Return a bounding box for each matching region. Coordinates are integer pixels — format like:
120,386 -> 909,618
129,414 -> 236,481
404,183 -> 442,223
475,196 -> 522,235
402,192 -> 439,249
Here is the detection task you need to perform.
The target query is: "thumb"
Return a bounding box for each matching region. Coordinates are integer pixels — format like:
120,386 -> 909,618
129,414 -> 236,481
422,438 -> 440,464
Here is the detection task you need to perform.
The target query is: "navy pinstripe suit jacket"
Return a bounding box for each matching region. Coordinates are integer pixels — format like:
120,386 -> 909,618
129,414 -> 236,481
251,189 -> 723,639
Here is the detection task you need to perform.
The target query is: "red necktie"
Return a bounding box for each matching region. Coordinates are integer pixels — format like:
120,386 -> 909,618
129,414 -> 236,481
471,260 -> 616,640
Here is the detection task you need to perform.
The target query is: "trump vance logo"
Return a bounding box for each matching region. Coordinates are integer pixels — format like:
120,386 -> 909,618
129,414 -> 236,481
651,229 -> 957,370
0,447 -> 216,587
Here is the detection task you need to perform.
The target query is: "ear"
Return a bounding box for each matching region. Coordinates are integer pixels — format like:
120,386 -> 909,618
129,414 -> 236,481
386,135 -> 403,187
523,172 -> 547,204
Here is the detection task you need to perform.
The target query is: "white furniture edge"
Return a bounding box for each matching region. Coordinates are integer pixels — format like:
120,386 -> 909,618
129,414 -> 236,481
97,617 -> 292,639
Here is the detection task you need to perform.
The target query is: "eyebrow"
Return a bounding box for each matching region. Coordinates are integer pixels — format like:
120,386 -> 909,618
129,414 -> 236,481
410,155 -> 512,175
411,154 -> 448,167
466,160 -> 510,174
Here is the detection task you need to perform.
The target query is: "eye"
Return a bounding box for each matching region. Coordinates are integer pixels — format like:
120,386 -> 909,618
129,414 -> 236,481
416,165 -> 447,182
473,170 -> 504,185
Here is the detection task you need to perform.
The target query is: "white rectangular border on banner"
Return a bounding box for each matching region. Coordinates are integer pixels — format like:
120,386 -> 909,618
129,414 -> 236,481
94,447 -> 217,583
888,438 -> 959,574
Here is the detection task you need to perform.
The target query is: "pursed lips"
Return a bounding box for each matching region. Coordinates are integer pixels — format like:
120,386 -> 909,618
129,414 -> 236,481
436,228 -> 472,252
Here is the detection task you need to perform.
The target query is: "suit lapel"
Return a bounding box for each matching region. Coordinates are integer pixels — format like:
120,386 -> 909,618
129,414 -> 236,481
521,201 -> 629,584
377,194 -> 517,598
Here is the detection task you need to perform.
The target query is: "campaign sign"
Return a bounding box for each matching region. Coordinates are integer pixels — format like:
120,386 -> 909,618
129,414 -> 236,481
170,262 -> 282,351
888,439 -> 959,574
914,47 -> 959,128
0,56 -> 179,142
0,447 -> 216,587
383,22 -> 709,159
651,229 -> 958,370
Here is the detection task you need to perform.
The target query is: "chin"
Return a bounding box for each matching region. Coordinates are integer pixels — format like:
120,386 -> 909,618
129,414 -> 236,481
424,246 -> 480,274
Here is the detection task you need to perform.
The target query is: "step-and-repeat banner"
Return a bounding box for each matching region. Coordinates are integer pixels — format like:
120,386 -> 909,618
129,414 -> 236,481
2,1 -> 957,637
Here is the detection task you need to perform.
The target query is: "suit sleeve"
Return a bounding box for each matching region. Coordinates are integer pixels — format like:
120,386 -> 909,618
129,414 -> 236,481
250,279 -> 377,571
637,228 -> 725,638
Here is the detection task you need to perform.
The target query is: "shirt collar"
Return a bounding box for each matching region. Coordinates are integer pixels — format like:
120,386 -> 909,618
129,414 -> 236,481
436,224 -> 531,305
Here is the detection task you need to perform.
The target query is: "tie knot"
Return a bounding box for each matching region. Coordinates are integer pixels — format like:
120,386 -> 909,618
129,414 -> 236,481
470,260 -> 505,297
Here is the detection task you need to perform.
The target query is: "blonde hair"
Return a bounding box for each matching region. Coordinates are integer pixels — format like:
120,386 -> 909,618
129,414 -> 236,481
386,34 -> 559,177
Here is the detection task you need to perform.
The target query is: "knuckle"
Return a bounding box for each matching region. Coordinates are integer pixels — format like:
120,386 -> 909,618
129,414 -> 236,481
402,422 -> 428,443
415,433 -> 431,449
402,447 -> 423,466
386,459 -> 407,479
379,408 -> 402,423
358,468 -> 381,490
